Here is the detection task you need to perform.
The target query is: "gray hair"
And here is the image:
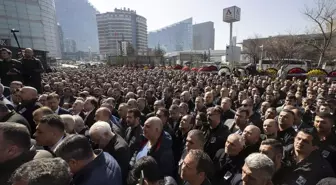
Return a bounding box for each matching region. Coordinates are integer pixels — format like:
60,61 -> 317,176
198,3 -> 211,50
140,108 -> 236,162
10,158 -> 72,185
228,133 -> 245,147
245,153 -> 275,180
73,115 -> 85,133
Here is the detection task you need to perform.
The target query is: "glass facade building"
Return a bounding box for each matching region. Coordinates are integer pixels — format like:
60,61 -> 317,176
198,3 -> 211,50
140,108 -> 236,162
0,0 -> 61,58
55,0 -> 99,52
148,18 -> 193,52
97,8 -> 147,55
193,21 -> 215,50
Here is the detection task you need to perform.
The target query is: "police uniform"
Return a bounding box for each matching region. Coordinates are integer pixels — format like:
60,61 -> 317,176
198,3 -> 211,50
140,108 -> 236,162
319,132 -> 336,173
277,127 -> 296,152
204,123 -> 230,159
211,149 -> 244,185
276,150 -> 335,185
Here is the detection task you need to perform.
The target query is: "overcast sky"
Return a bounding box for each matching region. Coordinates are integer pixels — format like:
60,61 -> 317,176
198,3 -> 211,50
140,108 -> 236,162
89,0 -> 316,49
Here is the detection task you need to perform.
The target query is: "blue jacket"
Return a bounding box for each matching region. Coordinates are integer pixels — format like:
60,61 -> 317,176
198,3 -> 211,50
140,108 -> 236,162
136,131 -> 175,177
73,149 -> 122,185
110,115 -> 120,125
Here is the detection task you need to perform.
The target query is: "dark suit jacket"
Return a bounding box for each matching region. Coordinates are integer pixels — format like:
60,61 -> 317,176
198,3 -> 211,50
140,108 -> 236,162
0,111 -> 31,133
84,108 -> 97,128
103,134 -> 130,182
57,107 -> 71,115
125,124 -> 143,156
16,100 -> 42,135
221,109 -> 235,123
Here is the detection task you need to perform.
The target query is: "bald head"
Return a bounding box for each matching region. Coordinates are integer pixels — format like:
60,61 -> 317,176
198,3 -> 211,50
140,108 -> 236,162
20,86 -> 38,100
147,116 -> 163,131
181,91 -> 191,102
24,48 -> 34,58
263,119 -> 278,136
95,107 -> 112,122
243,125 -> 261,145
143,117 -> 163,141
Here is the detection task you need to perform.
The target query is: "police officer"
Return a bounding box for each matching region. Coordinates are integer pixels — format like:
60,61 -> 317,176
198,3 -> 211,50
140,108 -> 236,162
314,112 -> 336,173
212,134 -> 245,185
19,48 -> 44,93
277,109 -> 297,152
204,106 -> 230,159
0,48 -> 22,86
277,128 -> 335,185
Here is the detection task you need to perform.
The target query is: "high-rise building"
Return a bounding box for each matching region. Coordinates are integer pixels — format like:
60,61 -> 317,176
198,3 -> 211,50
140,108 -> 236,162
193,21 -> 215,50
148,18 -> 193,52
55,0 -> 99,52
96,8 -> 147,56
57,23 -> 64,53
64,38 -> 77,53
0,0 -> 61,58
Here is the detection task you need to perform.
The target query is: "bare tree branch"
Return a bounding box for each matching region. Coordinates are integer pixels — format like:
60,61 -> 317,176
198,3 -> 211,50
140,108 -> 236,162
303,0 -> 336,67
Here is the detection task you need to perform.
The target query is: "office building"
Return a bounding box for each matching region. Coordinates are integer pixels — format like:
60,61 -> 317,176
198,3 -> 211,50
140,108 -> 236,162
148,18 -> 193,52
58,23 -> 64,53
64,38 -> 77,52
193,21 -> 215,50
55,0 -> 99,52
0,0 -> 61,58
96,8 -> 148,55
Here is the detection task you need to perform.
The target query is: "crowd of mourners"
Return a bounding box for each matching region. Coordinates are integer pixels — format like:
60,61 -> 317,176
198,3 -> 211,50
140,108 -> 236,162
1,47 -> 336,185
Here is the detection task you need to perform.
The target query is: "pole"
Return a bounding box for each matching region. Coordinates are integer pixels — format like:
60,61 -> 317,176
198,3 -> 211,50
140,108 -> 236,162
229,22 -> 233,47
259,45 -> 264,70
229,22 -> 233,69
11,29 -> 22,57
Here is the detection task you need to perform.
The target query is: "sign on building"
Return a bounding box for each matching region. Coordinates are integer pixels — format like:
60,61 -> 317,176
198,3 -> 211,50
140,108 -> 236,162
0,39 -> 10,46
223,6 -> 241,23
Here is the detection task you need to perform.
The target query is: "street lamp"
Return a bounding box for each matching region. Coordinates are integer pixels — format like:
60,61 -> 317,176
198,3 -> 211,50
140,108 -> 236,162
10,29 -> 22,50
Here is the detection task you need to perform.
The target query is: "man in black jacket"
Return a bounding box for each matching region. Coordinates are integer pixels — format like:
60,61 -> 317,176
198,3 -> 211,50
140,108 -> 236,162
0,101 -> 31,133
0,48 -> 22,86
125,108 -> 144,156
89,121 -> 130,182
0,122 -> 52,185
19,48 -> 44,93
204,106 -> 230,159
16,86 -> 41,134
277,109 -> 297,152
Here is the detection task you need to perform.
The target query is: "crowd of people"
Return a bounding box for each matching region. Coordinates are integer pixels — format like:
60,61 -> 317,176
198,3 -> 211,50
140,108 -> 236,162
1,47 -> 336,185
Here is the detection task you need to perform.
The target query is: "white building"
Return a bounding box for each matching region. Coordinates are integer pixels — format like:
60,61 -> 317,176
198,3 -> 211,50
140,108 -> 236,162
96,8 -> 147,55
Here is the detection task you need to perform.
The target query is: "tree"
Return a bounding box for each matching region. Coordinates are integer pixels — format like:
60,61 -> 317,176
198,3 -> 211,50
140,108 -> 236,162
154,44 -> 165,66
303,0 -> 336,67
127,43 -> 135,56
264,34 -> 306,68
242,34 -> 264,64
